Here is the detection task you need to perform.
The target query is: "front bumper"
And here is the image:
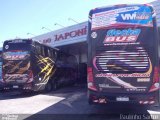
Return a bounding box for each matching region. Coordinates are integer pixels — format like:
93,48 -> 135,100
3,83 -> 33,91
88,90 -> 159,105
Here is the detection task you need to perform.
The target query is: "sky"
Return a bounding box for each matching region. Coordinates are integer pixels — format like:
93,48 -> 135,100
0,0 -> 155,45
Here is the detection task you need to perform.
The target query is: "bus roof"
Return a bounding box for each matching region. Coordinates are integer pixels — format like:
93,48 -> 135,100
4,39 -> 32,43
90,4 -> 153,12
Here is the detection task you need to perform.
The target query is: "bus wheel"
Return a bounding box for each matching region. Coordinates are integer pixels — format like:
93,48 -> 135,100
52,81 -> 58,91
45,81 -> 52,92
88,97 -> 93,105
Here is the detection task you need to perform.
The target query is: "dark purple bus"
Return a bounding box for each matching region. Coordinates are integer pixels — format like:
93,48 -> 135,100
87,4 -> 160,105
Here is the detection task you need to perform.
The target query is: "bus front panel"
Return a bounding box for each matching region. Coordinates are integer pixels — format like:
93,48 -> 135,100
2,39 -> 33,90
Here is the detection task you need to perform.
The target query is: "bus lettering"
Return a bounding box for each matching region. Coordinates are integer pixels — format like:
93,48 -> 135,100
107,29 -> 141,36
121,13 -> 137,20
104,36 -> 138,43
104,29 -> 140,43
55,26 -> 87,41
121,12 -> 151,20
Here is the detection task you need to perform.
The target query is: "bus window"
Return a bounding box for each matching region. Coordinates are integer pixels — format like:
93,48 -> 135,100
41,46 -> 45,56
35,43 -> 41,55
48,49 -> 51,57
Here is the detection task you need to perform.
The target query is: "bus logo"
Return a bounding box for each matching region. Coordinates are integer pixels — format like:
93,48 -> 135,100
5,45 -> 9,49
104,28 -> 141,43
121,12 -> 151,20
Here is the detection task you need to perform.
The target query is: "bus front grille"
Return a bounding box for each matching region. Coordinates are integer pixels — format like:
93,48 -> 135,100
95,46 -> 150,73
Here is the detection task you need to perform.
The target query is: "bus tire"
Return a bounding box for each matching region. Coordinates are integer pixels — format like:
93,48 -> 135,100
88,97 -> 93,105
44,81 -> 52,92
52,81 -> 58,91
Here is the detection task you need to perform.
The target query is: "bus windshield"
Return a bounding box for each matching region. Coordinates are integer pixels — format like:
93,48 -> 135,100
3,39 -> 31,61
3,51 -> 30,60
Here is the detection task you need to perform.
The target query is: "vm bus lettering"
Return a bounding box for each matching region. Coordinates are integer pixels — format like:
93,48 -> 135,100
121,12 -> 150,20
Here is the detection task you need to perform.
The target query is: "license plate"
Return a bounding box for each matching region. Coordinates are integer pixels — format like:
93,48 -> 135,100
116,97 -> 129,101
13,86 -> 19,88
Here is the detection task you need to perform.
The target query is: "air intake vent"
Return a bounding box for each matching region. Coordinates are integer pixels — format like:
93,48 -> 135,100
95,46 -> 149,73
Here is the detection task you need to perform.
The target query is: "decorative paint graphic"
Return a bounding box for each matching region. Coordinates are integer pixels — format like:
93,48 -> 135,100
3,60 -> 30,74
3,51 -> 29,60
3,50 -> 31,83
91,5 -> 153,30
93,46 -> 151,89
104,28 -> 141,43
3,53 -> 56,87
3,58 -> 31,83
34,55 -> 56,90
4,74 -> 29,82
